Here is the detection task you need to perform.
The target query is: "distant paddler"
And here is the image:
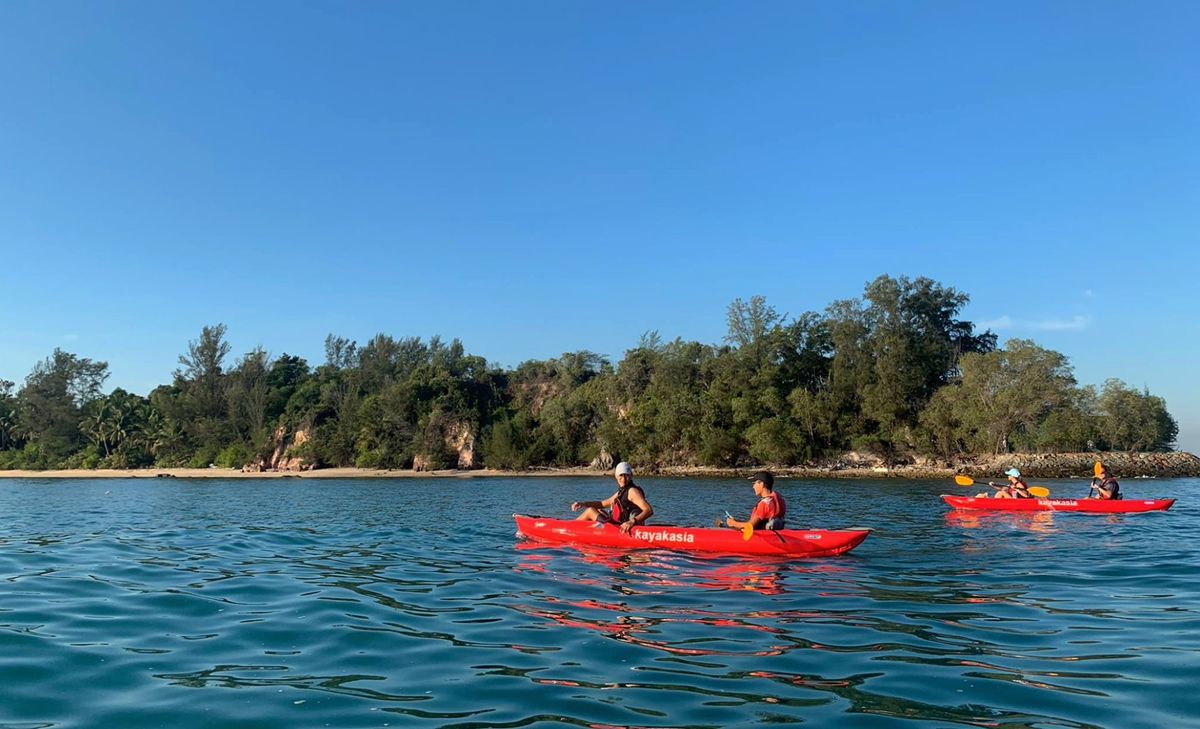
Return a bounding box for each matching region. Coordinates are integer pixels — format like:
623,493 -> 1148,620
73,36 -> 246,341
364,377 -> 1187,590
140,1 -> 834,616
1089,463 -> 1121,500
986,468 -> 1033,499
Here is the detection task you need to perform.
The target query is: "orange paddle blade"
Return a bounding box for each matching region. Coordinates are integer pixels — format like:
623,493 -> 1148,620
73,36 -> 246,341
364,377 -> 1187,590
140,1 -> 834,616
742,523 -> 754,540
954,475 -> 975,486
1094,461 -> 1104,477
1028,486 -> 1050,497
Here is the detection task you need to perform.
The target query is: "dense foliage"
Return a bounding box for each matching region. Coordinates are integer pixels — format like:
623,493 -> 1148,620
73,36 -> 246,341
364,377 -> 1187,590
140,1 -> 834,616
0,276 -> 1179,470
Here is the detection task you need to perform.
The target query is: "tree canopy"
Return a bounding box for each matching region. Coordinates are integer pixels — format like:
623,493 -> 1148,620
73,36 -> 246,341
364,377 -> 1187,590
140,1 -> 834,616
0,275 -> 1179,470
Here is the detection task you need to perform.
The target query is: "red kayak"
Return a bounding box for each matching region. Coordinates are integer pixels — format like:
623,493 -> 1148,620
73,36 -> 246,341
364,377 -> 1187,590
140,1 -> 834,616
513,514 -> 870,557
941,495 -> 1175,513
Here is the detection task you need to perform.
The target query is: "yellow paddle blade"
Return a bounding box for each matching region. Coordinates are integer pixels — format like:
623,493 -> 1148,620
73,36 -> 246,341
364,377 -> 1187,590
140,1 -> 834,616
742,523 -> 754,541
1094,461 -> 1104,477
954,475 -> 975,486
1028,486 -> 1050,498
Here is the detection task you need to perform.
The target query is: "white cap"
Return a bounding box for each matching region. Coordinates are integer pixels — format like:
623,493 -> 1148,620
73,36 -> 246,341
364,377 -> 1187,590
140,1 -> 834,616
614,462 -> 633,476
1005,468 -> 1021,478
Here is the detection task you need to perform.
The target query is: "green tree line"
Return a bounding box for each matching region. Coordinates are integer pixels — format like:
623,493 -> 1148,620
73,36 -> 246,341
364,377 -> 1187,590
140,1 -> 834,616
0,276 -> 1179,471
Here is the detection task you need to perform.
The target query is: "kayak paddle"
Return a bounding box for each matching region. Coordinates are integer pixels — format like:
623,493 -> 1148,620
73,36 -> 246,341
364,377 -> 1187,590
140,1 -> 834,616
1088,460 -> 1103,497
718,511 -> 755,540
953,475 -> 1049,498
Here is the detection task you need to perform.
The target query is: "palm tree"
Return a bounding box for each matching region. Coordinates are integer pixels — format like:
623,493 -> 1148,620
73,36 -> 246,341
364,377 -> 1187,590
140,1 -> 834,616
82,402 -> 112,457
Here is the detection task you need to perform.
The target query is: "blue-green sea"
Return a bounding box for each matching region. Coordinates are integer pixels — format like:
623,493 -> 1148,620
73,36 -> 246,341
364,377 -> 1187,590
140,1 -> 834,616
0,476 -> 1196,728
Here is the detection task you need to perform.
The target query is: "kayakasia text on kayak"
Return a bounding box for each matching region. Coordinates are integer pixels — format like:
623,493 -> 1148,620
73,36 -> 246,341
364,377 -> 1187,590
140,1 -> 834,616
627,528 -> 824,544
632,530 -> 695,544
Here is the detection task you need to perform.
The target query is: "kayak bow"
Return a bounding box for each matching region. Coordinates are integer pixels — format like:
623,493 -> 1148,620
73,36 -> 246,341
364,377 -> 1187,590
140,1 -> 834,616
513,514 -> 870,557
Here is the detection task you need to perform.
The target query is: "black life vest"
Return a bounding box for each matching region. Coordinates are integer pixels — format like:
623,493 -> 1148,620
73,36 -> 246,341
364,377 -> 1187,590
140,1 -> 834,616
1097,476 -> 1121,500
611,484 -> 645,522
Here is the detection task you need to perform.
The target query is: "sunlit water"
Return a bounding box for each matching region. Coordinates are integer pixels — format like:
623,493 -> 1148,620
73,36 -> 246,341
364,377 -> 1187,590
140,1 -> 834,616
0,476 -> 1195,728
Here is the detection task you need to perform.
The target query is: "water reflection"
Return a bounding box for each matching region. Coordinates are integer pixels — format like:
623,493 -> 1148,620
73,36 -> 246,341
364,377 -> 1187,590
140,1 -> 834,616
944,510 -> 1060,533
512,598 -> 790,658
513,541 -> 860,597
504,530 -> 1164,726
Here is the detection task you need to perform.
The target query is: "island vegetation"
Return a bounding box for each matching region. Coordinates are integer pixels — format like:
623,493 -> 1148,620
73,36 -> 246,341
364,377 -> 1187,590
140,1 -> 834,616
0,275 -> 1179,473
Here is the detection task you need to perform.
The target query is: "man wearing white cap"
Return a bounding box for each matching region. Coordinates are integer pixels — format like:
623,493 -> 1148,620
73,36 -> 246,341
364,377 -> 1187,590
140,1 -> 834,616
571,461 -> 654,533
987,468 -> 1032,499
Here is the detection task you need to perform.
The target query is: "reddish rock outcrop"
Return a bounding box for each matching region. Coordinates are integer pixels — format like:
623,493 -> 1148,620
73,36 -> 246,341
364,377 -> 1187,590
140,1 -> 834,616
413,420 -> 479,471
243,426 -> 313,472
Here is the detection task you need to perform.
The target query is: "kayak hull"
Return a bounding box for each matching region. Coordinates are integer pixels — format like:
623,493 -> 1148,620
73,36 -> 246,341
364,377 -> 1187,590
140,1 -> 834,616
941,495 -> 1175,513
513,514 -> 870,557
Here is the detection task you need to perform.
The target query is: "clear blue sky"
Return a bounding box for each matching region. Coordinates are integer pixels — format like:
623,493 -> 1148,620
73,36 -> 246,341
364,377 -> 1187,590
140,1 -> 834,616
2,3 -> 1197,452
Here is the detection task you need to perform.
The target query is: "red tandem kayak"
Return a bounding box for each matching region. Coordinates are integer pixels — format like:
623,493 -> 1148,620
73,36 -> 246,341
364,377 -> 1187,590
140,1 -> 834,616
941,495 -> 1175,513
513,514 -> 870,557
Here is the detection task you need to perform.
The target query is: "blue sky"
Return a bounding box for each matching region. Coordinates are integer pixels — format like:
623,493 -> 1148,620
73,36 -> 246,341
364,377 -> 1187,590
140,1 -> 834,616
2,3 -> 1197,452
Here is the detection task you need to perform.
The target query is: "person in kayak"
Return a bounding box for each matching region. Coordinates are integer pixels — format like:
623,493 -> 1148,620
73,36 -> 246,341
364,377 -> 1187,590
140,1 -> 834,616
726,470 -> 786,531
988,468 -> 1032,498
571,461 -> 653,534
1089,465 -> 1122,500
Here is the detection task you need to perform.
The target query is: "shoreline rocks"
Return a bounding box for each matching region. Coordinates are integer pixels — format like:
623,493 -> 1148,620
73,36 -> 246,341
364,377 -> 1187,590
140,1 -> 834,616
643,451 -> 1200,479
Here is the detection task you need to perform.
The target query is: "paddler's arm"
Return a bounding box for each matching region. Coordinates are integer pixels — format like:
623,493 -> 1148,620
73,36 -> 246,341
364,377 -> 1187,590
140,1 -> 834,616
571,492 -> 616,512
725,515 -> 765,530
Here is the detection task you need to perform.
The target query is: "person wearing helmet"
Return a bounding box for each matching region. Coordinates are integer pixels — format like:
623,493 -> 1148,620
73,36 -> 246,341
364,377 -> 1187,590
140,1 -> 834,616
571,462 -> 653,534
988,468 -> 1032,498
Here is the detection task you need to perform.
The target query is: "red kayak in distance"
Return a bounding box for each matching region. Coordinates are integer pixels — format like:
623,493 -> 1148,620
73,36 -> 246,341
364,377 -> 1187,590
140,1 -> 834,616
513,514 -> 871,557
941,495 -> 1175,513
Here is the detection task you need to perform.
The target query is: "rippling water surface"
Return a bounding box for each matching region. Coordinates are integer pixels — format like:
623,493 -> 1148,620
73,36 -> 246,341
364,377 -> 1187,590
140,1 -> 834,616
0,476 -> 1196,728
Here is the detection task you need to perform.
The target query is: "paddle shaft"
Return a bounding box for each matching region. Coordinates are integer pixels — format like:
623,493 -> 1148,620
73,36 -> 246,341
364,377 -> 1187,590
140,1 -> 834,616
955,475 -> 1048,498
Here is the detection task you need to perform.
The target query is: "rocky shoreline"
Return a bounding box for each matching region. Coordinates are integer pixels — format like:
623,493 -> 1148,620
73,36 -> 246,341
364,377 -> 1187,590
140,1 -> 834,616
937,451 -> 1200,479
0,451 -> 1196,479
651,451 -> 1200,479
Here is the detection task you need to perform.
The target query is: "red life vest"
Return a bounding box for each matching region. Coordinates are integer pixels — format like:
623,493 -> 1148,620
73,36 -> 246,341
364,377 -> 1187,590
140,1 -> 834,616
751,491 -> 786,527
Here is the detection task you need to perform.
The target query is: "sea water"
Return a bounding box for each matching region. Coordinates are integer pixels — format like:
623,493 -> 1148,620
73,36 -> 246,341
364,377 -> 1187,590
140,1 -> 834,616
0,476 -> 1195,728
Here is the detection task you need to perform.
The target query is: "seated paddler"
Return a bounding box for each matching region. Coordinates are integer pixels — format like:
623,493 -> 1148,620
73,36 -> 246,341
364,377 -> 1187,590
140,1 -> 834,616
1090,465 -> 1121,500
571,461 -> 653,534
725,470 -> 787,531
987,468 -> 1032,498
